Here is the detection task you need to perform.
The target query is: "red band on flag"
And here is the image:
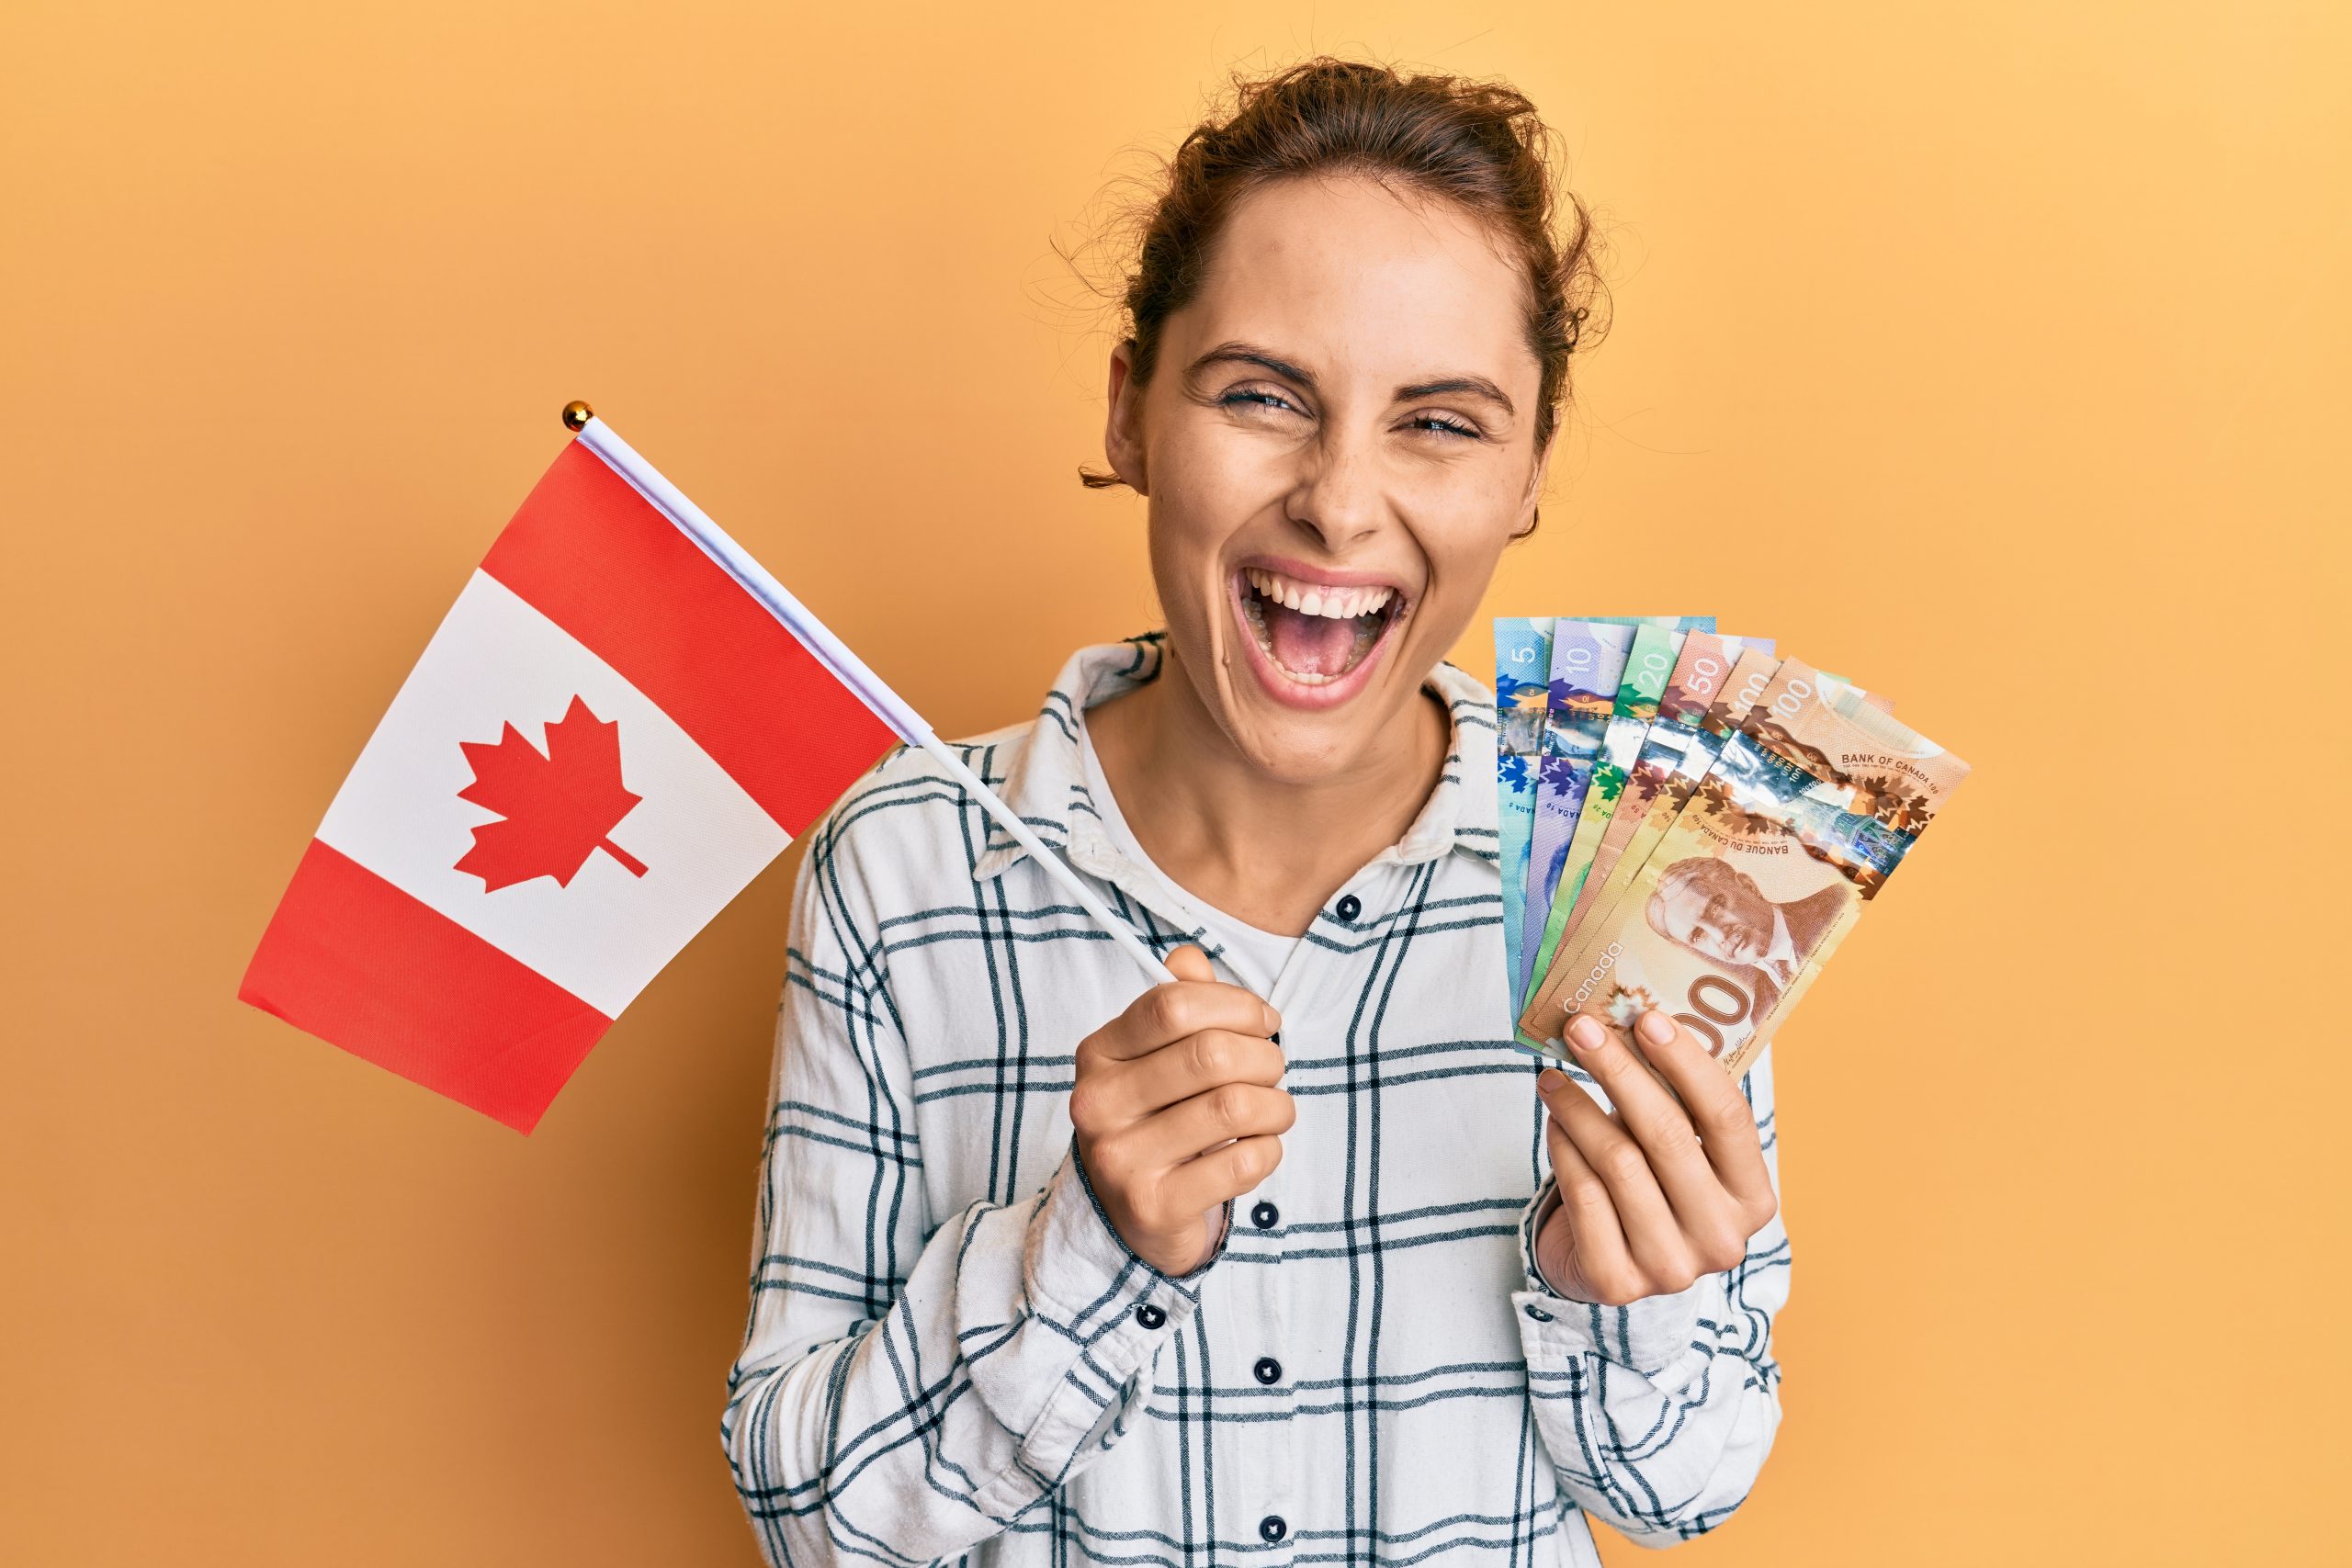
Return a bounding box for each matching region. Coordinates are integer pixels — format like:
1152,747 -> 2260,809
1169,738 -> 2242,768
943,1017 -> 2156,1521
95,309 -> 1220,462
481,443 -> 900,837
239,840 -> 614,1134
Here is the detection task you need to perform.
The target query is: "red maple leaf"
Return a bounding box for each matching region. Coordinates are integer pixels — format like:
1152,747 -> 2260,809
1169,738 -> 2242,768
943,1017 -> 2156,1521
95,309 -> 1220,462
454,694 -> 649,891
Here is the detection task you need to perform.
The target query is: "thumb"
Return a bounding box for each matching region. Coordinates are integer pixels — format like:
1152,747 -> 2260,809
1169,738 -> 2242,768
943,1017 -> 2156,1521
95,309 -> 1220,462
1162,943 -> 1216,985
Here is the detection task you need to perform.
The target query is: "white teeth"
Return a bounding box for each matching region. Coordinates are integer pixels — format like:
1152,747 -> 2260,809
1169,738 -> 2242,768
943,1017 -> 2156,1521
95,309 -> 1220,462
1241,567 -> 1396,620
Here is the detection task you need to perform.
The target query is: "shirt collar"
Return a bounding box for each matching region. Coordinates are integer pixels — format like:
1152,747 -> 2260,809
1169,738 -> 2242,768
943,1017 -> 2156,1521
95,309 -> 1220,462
968,632 -> 1500,886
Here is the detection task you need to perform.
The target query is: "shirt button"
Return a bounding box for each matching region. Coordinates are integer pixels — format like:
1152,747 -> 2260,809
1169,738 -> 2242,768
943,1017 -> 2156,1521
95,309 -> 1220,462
1250,1201 -> 1280,1230
1524,1303 -> 1554,1323
1134,1303 -> 1167,1330
1259,1515 -> 1288,1543
1254,1356 -> 1283,1384
1334,894 -> 1362,921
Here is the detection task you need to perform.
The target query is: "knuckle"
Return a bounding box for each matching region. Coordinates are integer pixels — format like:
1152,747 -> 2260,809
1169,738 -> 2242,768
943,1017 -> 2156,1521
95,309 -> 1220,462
1701,1234 -> 1747,1274
1190,1031 -> 1231,1081
1630,1242 -> 1696,1295
1563,1177 -> 1613,1225
1089,1134 -> 1137,1191
1211,1083 -> 1254,1132
1228,1139 -> 1272,1187
1066,1077 -> 1102,1132
1601,1141 -> 1652,1188
1747,1190 -> 1781,1230
1641,1111 -> 1697,1158
1145,987 -> 1188,1039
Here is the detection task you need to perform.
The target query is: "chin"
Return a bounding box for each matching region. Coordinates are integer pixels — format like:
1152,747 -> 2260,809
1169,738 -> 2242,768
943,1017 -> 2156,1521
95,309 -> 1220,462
1226,711 -> 1374,787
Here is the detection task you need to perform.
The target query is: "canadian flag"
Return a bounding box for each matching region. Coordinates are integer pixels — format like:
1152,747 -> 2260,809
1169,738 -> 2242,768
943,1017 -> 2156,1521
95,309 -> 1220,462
239,418 -> 910,1133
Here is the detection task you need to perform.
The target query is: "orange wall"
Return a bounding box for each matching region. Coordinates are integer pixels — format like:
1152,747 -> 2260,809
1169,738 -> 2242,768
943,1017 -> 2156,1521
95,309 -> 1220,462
6,3 -> 2346,1563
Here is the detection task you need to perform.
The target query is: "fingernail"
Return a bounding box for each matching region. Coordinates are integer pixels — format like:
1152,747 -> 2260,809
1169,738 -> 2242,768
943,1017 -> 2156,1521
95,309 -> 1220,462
1536,1067 -> 1566,1095
1636,1010 -> 1676,1046
1566,1015 -> 1605,1054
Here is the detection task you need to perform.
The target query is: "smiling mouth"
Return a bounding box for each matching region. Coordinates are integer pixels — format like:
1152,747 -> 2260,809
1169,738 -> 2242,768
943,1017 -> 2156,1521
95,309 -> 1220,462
1235,566 -> 1406,686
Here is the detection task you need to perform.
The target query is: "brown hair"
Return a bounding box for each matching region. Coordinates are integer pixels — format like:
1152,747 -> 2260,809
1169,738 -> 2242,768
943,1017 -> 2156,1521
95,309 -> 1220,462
1073,56 -> 1608,506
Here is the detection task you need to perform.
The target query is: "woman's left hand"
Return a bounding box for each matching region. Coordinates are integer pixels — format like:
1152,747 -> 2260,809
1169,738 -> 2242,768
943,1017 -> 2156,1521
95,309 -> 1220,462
1533,1010 -> 1779,1307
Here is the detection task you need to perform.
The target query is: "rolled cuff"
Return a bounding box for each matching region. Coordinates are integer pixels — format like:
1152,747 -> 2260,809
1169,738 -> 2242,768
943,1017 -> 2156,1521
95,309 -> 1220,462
1513,1177 -> 1722,1384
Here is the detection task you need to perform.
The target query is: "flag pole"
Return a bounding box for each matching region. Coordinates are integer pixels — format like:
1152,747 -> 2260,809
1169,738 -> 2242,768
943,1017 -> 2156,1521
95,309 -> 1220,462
560,401 -> 1180,989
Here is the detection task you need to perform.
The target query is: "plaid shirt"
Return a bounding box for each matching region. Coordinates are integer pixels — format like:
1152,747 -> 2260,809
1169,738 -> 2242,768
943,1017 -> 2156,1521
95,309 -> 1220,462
722,634 -> 1789,1566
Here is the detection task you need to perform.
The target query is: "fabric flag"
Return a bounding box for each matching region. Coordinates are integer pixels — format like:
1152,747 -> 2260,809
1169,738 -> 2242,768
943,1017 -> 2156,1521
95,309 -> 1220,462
240,419 -> 918,1133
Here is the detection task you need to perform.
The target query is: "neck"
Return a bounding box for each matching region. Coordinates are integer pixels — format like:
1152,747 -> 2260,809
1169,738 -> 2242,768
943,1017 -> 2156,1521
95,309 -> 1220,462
1086,640 -> 1452,938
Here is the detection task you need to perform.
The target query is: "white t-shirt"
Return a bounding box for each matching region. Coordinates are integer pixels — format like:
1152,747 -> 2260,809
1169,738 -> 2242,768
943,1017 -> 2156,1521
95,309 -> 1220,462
1074,716 -> 1302,993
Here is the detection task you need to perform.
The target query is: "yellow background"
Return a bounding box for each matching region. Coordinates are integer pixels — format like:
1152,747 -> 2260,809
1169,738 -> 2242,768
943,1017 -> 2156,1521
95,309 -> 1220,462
6,2 -> 2346,1562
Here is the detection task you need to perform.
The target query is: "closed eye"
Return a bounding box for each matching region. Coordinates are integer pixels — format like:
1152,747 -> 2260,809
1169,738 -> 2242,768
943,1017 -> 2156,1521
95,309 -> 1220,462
1221,388 -> 1303,416
1408,413 -> 1483,440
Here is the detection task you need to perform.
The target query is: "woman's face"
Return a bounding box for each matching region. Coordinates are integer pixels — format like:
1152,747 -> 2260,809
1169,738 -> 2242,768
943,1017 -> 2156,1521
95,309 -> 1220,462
1104,173 -> 1552,785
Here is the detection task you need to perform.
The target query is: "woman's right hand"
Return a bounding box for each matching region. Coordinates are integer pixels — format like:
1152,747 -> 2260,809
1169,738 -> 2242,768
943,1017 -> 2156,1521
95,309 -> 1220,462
1069,945 -> 1292,1277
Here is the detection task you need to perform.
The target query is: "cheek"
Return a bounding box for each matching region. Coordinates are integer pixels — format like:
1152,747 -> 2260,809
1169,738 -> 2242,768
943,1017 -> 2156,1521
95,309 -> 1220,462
1404,517 -> 1516,638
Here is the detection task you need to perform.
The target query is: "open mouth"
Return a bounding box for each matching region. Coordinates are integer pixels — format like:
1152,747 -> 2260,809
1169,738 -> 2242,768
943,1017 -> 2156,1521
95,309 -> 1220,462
1233,564 -> 1408,696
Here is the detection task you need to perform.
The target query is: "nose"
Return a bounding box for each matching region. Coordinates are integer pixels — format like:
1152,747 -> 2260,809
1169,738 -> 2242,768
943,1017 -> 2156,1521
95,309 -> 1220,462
1283,423 -> 1385,552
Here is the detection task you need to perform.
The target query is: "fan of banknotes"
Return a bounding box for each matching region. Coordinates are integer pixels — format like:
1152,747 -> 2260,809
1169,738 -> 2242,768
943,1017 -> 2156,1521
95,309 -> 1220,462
1496,615 -> 1970,1078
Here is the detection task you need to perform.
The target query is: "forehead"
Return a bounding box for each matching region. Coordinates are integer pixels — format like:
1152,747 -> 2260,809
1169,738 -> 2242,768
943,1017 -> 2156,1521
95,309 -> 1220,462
1175,174 -> 1536,386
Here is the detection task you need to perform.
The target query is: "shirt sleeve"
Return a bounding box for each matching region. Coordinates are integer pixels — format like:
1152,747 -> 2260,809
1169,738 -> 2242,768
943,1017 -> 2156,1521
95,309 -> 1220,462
1510,1045 -> 1791,1547
718,804 -> 1228,1566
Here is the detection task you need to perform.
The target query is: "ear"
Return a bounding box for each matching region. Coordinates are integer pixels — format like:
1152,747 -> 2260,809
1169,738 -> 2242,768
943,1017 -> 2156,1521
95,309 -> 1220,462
1103,338 -> 1149,496
1510,428 -> 1556,539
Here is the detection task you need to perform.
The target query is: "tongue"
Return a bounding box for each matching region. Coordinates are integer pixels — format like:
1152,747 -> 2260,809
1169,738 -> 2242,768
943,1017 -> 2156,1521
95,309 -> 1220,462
1264,599 -> 1359,677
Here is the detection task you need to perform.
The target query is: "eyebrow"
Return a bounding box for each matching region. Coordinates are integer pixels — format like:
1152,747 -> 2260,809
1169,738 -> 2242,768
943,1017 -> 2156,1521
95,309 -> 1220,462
1186,341 -> 1516,416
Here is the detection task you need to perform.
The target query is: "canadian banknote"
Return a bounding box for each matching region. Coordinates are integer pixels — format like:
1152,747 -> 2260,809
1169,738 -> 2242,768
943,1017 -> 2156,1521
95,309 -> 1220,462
1493,616 -> 1553,1007
1517,620 -> 1634,1003
1517,658 -> 1970,1078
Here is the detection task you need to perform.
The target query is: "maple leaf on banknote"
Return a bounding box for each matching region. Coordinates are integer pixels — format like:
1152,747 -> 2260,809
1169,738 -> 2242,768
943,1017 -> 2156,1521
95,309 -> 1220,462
1604,985 -> 1659,1028
1847,772 -> 1934,831
1696,775 -> 1774,837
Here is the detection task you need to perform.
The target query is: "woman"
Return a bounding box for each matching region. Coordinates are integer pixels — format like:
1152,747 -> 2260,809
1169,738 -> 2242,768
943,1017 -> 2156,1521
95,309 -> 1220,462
723,58 -> 1787,1565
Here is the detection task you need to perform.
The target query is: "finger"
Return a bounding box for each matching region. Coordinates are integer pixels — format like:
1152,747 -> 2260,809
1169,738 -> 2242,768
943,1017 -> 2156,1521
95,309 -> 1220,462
1163,943 -> 1216,985
1093,972 -> 1281,1063
1542,1064 -> 1692,1286
1629,1010 -> 1775,1211
1099,1029 -> 1287,1124
1159,1133 -> 1284,1216
1559,1013 -> 1719,1208
1125,1081 -> 1296,1168
1539,1096 -> 1639,1303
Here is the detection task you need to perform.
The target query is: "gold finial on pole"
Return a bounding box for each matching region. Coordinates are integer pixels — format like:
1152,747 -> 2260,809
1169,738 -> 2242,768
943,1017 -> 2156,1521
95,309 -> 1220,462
560,400 -> 594,432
